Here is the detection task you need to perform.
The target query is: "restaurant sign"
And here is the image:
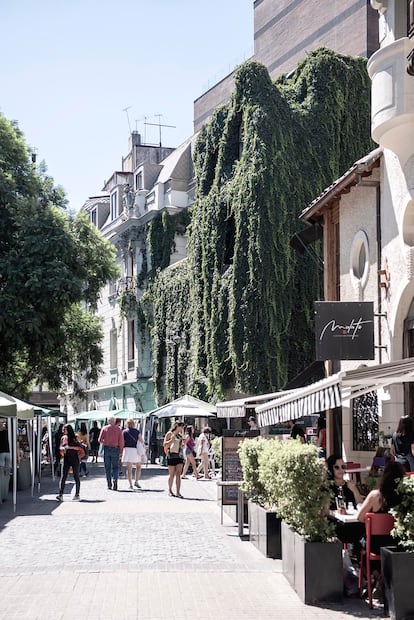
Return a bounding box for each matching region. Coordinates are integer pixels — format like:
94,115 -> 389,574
315,301 -> 374,361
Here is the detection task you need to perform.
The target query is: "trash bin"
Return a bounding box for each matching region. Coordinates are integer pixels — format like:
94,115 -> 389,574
17,458 -> 31,490
0,468 -> 10,503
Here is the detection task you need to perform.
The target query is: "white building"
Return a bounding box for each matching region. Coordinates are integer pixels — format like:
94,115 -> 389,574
63,132 -> 196,416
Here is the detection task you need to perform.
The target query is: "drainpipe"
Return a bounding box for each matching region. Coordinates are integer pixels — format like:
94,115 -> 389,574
375,182 -> 383,364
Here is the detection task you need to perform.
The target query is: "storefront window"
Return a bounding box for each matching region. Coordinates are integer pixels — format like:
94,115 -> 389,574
352,390 -> 378,451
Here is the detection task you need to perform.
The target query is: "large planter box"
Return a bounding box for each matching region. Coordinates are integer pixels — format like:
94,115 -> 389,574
248,499 -> 282,559
381,546 -> 414,620
281,521 -> 343,605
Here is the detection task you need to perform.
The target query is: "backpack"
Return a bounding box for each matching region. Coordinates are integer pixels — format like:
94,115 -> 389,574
80,441 -> 89,460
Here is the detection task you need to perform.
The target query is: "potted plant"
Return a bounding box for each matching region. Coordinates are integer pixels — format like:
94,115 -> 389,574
273,441 -> 342,605
239,437 -> 282,559
381,474 -> 414,620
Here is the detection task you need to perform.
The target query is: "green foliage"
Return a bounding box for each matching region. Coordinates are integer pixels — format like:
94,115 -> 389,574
0,113 -> 118,396
140,49 -> 373,402
238,436 -> 269,504
211,436 -> 222,468
391,475 -> 414,552
257,438 -> 283,509
271,441 -> 335,542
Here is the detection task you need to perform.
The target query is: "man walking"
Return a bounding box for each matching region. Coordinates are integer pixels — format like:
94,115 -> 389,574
98,417 -> 124,490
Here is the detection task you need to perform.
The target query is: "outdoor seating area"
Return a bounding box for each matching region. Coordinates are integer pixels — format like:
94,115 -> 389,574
216,433 -> 414,618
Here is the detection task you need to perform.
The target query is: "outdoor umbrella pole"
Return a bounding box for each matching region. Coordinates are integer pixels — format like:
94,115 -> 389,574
27,419 -> 35,497
37,413 -> 42,492
12,417 -> 17,512
47,416 -> 54,480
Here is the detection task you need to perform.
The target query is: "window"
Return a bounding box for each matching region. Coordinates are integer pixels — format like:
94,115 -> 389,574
110,192 -> 117,220
110,328 -> 118,371
128,320 -> 135,363
350,230 -> 369,287
135,172 -> 143,190
90,209 -> 97,226
352,391 -> 378,451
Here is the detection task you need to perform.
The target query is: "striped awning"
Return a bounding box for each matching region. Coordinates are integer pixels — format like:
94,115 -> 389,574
256,357 -> 414,427
216,391 -> 292,418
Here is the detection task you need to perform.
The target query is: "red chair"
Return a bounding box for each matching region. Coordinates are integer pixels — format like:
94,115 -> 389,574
358,512 -> 395,608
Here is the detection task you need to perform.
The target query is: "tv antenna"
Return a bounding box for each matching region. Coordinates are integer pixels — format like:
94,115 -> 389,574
122,106 -> 132,134
144,114 -> 175,147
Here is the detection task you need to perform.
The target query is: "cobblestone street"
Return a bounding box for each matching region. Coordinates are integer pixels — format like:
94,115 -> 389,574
0,463 -> 383,619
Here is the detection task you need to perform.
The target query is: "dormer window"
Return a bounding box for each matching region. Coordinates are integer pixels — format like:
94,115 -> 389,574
90,209 -> 97,226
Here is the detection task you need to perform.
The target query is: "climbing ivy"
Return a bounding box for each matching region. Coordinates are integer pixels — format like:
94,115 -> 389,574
140,48 -> 374,403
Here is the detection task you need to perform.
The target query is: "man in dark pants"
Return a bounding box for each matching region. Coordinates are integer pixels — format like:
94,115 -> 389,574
98,417 -> 124,490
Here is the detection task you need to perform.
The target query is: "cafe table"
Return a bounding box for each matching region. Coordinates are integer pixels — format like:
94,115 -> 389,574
329,509 -> 365,555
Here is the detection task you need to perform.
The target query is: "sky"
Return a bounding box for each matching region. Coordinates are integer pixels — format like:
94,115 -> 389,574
0,0 -> 253,211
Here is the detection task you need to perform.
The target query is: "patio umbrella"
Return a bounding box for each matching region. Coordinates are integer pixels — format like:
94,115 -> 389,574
149,394 -> 216,419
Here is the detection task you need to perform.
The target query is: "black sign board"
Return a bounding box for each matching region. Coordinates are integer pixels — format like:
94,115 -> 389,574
315,301 -> 374,361
221,429 -> 259,505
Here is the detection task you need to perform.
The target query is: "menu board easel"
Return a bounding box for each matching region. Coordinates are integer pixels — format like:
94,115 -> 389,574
221,429 -> 259,505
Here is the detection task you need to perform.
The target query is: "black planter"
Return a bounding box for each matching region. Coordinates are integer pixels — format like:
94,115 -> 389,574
381,546 -> 414,620
281,521 -> 343,605
248,499 -> 282,559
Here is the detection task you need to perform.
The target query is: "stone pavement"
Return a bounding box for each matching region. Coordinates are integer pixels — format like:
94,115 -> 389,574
0,462 -> 384,620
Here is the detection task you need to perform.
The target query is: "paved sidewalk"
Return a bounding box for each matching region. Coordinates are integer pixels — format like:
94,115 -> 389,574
0,462 -> 383,620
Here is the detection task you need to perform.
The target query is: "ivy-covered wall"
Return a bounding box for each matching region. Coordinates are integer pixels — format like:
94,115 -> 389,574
140,48 -> 374,404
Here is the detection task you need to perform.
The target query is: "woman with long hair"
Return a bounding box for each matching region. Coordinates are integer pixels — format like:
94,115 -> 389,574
56,424 -> 83,501
326,453 -> 364,510
77,422 -> 90,477
163,421 -> 184,497
181,425 -> 200,480
390,415 -> 414,472
358,461 -> 406,522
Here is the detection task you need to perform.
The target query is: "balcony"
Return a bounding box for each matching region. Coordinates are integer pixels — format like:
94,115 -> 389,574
368,37 -> 414,165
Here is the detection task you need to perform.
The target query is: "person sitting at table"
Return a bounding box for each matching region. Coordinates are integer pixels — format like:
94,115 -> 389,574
357,461 -> 406,603
326,454 -> 365,510
326,454 -> 365,558
357,461 -> 405,526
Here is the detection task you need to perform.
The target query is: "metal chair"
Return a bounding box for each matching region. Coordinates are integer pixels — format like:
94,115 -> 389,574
358,512 -> 395,608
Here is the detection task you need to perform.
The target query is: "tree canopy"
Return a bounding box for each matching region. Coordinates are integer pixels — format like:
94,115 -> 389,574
0,114 -> 118,397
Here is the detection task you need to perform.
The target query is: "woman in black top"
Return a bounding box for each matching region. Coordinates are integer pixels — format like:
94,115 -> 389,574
391,415 -> 414,472
326,454 -> 365,555
56,424 -> 83,502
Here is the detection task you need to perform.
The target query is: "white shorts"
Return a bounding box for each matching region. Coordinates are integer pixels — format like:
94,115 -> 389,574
122,447 -> 140,464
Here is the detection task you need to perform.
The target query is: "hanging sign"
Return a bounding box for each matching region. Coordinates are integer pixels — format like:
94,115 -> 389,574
315,301 -> 374,360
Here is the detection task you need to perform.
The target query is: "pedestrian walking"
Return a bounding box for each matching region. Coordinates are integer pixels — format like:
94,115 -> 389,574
122,418 -> 144,490
196,426 -> 211,479
181,425 -> 200,479
56,424 -> 83,501
76,422 -> 90,477
89,421 -> 100,463
98,417 -> 124,490
163,421 -> 184,497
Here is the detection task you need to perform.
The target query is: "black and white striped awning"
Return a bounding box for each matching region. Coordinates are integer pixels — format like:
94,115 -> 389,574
256,357 -> 414,427
216,391 -> 292,418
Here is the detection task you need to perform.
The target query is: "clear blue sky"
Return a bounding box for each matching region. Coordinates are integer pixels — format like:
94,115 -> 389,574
0,0 -> 253,211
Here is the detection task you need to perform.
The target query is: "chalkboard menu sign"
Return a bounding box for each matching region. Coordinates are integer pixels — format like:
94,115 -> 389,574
222,429 -> 259,505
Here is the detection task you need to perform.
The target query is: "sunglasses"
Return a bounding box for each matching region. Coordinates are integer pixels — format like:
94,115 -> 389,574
334,464 -> 346,470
